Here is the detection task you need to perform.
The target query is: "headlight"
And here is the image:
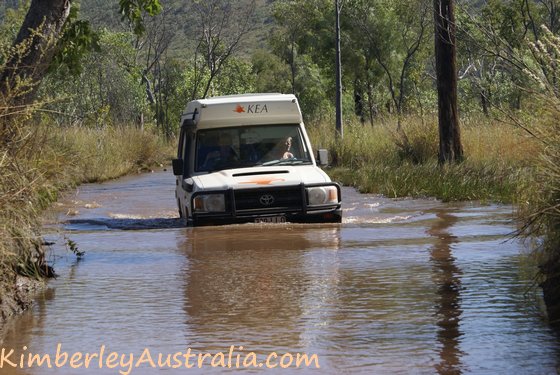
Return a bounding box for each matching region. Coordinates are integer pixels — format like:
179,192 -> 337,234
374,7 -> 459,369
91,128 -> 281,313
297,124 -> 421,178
307,186 -> 338,205
193,194 -> 226,212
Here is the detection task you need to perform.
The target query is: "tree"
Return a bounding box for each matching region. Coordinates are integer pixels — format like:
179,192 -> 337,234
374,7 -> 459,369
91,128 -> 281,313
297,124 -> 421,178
134,7 -> 177,132
434,0 -> 463,164
349,0 -> 431,127
0,0 -> 161,107
0,0 -> 72,106
457,1 -> 530,114
335,0 -> 343,138
188,0 -> 257,99
251,50 -> 291,94
270,0 -> 335,120
41,30 -> 149,128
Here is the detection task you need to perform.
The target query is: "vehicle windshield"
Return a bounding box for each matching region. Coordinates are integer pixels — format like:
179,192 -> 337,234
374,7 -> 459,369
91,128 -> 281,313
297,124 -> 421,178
195,124 -> 312,172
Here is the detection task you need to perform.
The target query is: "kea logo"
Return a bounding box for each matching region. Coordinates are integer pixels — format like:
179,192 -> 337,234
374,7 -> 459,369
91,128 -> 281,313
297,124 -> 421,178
233,104 -> 245,113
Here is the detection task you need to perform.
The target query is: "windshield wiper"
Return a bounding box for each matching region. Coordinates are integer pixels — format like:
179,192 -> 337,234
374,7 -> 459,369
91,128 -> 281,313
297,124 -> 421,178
261,159 -> 311,166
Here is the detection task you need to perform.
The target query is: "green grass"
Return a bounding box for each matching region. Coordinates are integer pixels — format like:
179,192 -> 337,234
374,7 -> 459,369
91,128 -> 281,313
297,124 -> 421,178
308,115 -> 538,203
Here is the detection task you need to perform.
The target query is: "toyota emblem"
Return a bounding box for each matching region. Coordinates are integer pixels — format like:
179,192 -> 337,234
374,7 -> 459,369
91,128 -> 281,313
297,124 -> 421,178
259,194 -> 275,206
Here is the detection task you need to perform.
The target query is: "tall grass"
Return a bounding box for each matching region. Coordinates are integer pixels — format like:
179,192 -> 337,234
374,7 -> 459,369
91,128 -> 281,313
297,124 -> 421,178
0,121 -> 173,321
44,126 -> 173,183
308,115 -> 539,203
520,113 -> 560,324
515,26 -> 560,324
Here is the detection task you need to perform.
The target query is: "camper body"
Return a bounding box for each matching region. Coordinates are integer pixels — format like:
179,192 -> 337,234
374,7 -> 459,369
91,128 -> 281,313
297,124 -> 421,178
172,93 -> 342,226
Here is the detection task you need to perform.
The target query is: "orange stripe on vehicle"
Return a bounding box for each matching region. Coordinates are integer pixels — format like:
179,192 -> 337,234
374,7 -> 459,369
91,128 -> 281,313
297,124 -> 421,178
238,178 -> 285,185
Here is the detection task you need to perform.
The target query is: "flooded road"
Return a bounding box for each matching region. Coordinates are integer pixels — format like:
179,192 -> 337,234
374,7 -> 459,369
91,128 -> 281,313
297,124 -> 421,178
1,170 -> 559,374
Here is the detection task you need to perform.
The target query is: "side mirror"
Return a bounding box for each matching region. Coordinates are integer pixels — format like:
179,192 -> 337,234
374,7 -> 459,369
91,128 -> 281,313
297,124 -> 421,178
317,149 -> 329,167
172,159 -> 184,176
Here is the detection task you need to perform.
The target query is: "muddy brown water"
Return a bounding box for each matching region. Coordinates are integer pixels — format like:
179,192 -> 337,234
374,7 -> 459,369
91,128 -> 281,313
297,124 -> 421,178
1,170 -> 559,374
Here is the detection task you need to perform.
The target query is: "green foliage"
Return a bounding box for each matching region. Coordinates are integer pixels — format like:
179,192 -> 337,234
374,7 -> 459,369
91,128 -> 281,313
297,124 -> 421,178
269,0 -> 434,122
481,0 -> 526,49
517,25 -> 560,323
269,0 -> 335,119
181,56 -> 257,100
65,238 -> 85,259
213,58 -> 256,95
41,30 -> 148,128
52,6 -> 101,74
294,55 -> 331,121
346,0 -> 431,116
118,0 -> 162,35
251,50 -> 291,93
1,0 -> 553,129
152,58 -> 188,138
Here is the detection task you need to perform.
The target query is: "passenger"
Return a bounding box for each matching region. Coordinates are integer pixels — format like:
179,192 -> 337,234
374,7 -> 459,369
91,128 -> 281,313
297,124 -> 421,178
281,137 -> 294,159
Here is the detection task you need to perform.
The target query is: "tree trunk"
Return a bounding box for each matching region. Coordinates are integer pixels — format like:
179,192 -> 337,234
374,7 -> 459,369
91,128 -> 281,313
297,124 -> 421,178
354,80 -> 365,124
480,91 -> 489,116
335,0 -> 343,138
290,38 -> 296,95
433,0 -> 463,164
0,0 -> 72,107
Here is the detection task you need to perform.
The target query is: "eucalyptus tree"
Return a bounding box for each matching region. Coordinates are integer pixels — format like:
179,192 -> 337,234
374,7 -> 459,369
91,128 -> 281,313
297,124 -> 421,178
270,0 -> 313,94
348,0 -> 432,128
434,0 -> 463,163
187,0 -> 257,100
41,30 -> 148,128
456,2 -> 523,114
251,50 -> 292,94
269,0 -> 335,120
456,0 -> 553,112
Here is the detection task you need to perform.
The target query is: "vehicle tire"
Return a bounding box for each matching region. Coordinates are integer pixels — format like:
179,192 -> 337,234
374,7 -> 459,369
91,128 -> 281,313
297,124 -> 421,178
177,200 -> 183,218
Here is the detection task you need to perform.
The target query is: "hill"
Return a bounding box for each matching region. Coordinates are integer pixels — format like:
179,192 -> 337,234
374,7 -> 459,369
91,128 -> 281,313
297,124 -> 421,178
80,0 -> 275,58
0,0 -> 275,58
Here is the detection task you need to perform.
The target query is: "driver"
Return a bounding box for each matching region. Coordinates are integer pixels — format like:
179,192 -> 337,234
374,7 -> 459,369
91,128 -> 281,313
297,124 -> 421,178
204,133 -> 238,168
282,137 -> 294,159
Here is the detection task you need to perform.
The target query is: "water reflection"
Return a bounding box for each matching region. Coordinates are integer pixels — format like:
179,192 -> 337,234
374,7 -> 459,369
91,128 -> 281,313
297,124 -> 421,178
0,288 -> 56,375
427,210 -> 463,375
179,224 -> 341,353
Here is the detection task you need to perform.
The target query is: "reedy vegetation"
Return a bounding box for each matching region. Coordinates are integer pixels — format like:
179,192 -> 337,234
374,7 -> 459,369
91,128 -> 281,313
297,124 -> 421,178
308,115 -> 538,203
516,27 -> 560,324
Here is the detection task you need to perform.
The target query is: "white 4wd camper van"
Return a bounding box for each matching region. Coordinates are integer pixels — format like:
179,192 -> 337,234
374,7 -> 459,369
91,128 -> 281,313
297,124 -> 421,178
172,93 -> 342,226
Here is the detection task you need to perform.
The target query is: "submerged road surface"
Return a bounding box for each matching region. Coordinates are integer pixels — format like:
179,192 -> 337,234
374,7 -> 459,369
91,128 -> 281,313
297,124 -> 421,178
1,170 -> 559,374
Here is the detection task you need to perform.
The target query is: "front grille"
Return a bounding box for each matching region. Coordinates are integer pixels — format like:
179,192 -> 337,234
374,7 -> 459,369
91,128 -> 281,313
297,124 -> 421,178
234,186 -> 303,212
